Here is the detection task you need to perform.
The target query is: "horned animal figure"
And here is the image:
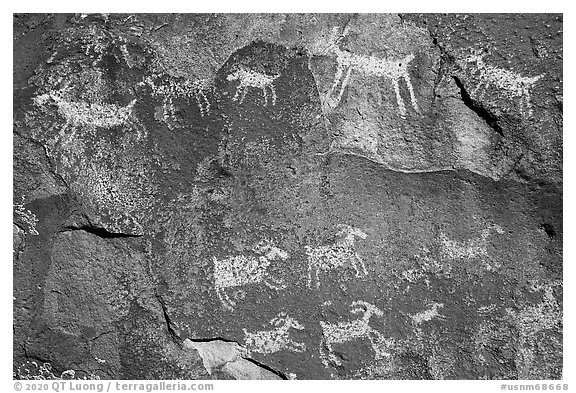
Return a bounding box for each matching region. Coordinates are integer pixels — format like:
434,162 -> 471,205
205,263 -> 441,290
226,67 -> 280,106
325,26 -> 420,118
319,301 -> 388,367
213,240 -> 288,311
459,49 -> 544,117
305,224 -> 368,289
243,312 -> 306,355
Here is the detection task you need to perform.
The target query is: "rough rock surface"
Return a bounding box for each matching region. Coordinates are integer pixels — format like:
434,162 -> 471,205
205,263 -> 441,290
13,13 -> 562,380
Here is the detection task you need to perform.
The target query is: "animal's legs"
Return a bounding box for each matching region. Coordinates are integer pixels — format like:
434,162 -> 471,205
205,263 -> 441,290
326,342 -> 342,366
392,79 -> 407,118
354,253 -> 368,276
239,88 -> 247,104
263,87 -> 269,106
403,74 -> 421,114
335,66 -> 353,104
270,86 -> 277,106
216,287 -> 235,310
327,63 -> 345,101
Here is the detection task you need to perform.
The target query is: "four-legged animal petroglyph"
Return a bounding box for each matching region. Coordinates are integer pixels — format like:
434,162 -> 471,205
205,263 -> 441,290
439,223 -> 504,260
213,240 -> 288,311
325,27 -> 420,118
305,224 -> 368,289
410,302 -> 445,325
459,50 -> 544,117
146,76 -> 212,117
226,67 -> 280,106
243,312 -> 306,355
319,301 -> 389,367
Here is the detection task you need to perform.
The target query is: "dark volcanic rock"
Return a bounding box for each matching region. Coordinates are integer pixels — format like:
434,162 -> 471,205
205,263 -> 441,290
14,13 -> 562,380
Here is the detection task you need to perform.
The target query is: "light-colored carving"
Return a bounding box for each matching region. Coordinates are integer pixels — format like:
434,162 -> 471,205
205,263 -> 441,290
226,67 -> 280,106
325,27 -> 420,118
213,240 -> 288,311
305,224 -> 368,289
410,302 -> 445,324
460,50 -> 544,117
319,301 -> 389,367
440,224 -> 504,260
243,312 -> 306,355
145,76 -> 212,117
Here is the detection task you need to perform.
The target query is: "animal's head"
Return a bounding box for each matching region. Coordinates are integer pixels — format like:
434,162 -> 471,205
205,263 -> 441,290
464,47 -> 489,66
226,67 -> 244,81
337,224 -> 368,240
271,312 -> 304,330
350,300 -> 384,317
404,53 -> 415,64
253,240 -> 289,261
269,312 -> 288,326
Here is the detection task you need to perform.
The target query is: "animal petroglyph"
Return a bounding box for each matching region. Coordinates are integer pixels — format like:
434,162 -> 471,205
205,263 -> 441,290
325,27 -> 420,118
319,301 -> 389,367
439,224 -> 504,260
34,91 -> 137,129
243,312 -> 306,355
213,240 -> 288,311
145,76 -> 212,117
305,224 -> 368,289
226,67 -> 280,106
410,302 -> 445,324
459,50 -> 544,117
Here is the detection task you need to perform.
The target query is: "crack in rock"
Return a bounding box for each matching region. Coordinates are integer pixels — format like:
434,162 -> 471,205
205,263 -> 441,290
183,339 -> 285,380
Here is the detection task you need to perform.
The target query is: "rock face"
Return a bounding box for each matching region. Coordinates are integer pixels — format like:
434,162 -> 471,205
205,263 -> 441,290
13,13 -> 562,380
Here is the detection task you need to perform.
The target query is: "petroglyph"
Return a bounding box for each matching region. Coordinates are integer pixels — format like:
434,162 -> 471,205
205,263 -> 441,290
325,27 -> 420,118
227,67 -> 280,106
319,301 -> 389,367
34,91 -> 136,130
145,76 -> 212,117
305,224 -> 368,289
439,224 -> 504,260
13,196 -> 39,236
459,50 -> 544,117
243,312 -> 306,355
213,240 -> 288,311
410,302 -> 445,324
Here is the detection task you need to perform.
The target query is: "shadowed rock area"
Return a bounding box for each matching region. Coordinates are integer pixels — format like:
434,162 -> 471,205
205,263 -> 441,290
13,13 -> 562,380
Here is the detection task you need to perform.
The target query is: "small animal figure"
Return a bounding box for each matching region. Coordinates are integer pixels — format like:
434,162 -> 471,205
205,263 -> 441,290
243,312 -> 306,355
305,224 -> 368,289
226,67 -> 280,106
213,240 -> 288,311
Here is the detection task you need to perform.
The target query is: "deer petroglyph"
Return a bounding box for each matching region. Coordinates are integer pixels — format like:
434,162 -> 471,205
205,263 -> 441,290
243,312 -> 306,355
319,301 -> 389,367
213,240 -> 288,311
227,67 -> 280,106
459,50 -> 544,117
325,27 -> 420,118
305,224 -> 368,289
